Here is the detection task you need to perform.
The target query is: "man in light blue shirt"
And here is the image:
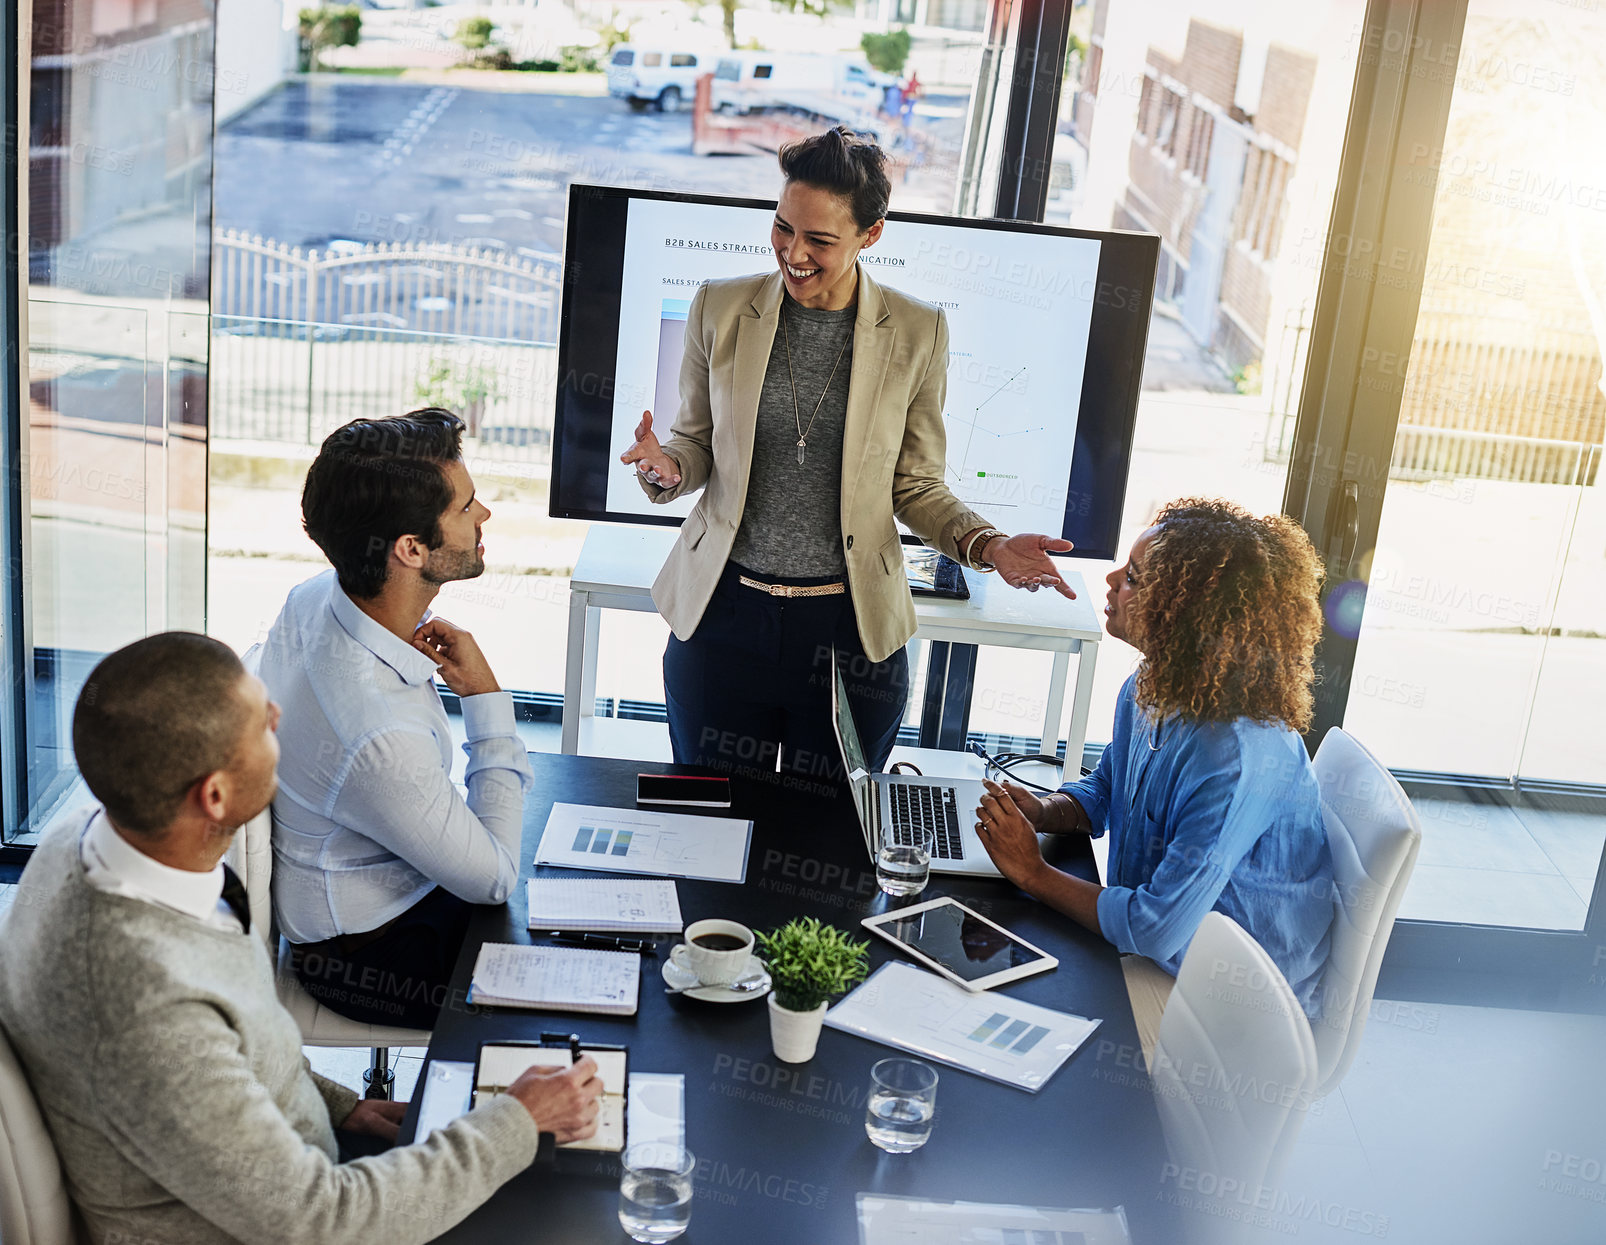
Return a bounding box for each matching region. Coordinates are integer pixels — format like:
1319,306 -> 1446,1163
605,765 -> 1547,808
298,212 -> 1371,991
261,408 -> 533,1028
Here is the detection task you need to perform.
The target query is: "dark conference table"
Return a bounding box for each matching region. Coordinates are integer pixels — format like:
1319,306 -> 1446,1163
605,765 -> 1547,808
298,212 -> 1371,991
403,753 -> 1177,1242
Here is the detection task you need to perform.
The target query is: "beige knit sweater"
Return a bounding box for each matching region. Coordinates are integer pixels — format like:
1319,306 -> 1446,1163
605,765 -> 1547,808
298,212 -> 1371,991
0,809 -> 538,1245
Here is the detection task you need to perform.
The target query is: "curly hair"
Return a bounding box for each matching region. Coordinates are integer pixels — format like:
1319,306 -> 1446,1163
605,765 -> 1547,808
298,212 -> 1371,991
1126,498 -> 1325,731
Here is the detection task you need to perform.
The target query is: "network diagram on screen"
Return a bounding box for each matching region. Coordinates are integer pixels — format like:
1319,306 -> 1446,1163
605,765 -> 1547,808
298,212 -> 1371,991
602,199 -> 1103,540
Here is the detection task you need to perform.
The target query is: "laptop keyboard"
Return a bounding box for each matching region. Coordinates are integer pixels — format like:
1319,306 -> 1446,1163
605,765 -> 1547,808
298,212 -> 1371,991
888,783 -> 965,860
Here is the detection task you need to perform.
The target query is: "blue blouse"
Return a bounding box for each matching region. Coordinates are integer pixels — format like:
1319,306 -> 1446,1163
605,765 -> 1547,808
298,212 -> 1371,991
1064,674 -> 1335,1016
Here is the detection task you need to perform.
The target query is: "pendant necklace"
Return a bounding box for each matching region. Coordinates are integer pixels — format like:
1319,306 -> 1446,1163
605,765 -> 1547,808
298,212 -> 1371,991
1127,714 -> 1165,820
781,308 -> 851,466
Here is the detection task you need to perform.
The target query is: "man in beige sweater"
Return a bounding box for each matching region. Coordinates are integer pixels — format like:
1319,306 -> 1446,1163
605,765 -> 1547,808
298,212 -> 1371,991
0,632 -> 601,1244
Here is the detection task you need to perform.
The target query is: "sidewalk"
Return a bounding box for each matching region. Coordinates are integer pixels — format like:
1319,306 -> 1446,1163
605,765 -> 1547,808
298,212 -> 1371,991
399,68 -> 608,95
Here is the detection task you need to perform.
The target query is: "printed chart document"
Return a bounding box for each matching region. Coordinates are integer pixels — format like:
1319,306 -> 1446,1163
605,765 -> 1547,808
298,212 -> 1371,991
535,802 -> 753,884
825,962 -> 1099,1092
527,877 -> 683,933
468,942 -> 640,1015
857,1194 -> 1131,1245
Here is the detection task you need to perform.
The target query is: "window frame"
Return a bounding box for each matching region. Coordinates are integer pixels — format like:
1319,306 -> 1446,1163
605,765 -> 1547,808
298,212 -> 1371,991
2,0 -> 28,853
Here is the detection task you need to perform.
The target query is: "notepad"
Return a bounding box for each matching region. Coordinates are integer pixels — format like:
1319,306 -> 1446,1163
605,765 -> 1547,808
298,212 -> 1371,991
526,878 -> 683,934
467,942 -> 640,1016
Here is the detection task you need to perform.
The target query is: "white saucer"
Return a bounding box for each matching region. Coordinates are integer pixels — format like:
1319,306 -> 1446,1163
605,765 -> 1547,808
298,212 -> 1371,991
661,952 -> 771,1004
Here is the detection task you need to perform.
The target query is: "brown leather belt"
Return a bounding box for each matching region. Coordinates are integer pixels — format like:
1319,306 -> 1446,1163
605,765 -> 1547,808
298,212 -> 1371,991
737,575 -> 846,599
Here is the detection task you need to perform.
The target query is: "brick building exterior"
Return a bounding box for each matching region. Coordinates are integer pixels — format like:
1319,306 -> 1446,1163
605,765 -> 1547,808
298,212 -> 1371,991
1112,18 -> 1315,379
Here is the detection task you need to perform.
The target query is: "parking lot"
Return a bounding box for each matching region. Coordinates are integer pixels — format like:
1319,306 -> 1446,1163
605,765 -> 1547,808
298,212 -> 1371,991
216,78 -> 966,257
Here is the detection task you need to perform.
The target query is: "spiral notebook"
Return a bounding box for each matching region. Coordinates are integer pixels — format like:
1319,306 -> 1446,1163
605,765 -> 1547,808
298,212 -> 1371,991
467,942 -> 641,1016
526,878 -> 683,934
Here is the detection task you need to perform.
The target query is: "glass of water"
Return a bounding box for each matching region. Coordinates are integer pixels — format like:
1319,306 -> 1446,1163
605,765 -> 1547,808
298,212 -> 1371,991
865,1057 -> 938,1153
876,825 -> 933,897
619,1143 -> 695,1243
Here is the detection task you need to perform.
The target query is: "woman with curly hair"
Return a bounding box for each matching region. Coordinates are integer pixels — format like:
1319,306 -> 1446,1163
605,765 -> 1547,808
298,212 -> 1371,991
974,498 -> 1335,1051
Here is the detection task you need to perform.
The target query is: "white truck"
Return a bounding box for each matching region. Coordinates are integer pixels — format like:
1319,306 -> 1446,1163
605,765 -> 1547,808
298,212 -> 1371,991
608,45 -> 710,113
711,52 -> 894,138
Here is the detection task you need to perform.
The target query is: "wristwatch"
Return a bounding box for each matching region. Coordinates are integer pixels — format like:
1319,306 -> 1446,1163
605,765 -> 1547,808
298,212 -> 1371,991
964,528 -> 1008,571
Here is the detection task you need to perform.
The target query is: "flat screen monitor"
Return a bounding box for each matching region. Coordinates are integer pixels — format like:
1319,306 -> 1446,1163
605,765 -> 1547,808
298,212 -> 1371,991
549,184 -> 1158,560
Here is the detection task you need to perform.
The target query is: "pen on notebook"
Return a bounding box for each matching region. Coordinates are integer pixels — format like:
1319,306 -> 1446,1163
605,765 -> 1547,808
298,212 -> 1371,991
544,932 -> 658,955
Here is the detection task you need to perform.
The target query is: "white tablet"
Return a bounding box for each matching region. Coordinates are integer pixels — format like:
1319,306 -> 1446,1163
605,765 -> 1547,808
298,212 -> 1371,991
861,897 -> 1058,992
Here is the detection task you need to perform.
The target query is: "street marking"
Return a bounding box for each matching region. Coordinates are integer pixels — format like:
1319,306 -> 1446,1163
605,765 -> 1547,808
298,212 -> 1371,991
379,87 -> 459,168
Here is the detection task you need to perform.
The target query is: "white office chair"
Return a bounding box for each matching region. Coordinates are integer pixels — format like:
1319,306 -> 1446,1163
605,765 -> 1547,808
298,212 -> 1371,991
0,1021 -> 82,1245
1149,912 -> 1319,1200
228,807 -> 430,1097
236,644 -> 429,1097
1310,728 -> 1422,1098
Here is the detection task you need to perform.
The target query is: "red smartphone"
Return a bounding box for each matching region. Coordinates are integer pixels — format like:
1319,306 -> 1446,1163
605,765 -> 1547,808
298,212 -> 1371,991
636,774 -> 733,808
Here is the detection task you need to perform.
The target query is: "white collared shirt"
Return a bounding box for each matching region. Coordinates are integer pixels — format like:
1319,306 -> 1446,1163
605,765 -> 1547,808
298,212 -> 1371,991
79,806 -> 244,934
259,570 -> 533,943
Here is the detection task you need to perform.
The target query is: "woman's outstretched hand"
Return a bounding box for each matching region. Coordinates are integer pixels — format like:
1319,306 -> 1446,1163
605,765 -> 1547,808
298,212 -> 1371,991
619,410 -> 682,487
985,534 -> 1077,598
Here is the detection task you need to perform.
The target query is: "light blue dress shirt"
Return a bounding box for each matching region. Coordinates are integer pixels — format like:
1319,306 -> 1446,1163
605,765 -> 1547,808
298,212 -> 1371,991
1064,674 -> 1334,1016
260,571 -> 534,944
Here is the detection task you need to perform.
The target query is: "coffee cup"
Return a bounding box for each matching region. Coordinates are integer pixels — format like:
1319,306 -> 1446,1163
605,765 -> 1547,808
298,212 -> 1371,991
669,919 -> 754,987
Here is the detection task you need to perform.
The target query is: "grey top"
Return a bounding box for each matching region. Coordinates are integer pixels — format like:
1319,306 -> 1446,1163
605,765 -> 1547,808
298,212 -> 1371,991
728,295 -> 856,577
0,806 -> 540,1245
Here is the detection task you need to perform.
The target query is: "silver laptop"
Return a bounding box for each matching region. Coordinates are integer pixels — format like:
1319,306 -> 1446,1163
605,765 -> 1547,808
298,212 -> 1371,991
829,653 -> 1003,878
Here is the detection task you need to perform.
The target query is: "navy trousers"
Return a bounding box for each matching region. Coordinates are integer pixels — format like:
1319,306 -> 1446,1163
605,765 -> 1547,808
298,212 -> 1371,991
664,563 -> 909,788
287,884 -> 475,1030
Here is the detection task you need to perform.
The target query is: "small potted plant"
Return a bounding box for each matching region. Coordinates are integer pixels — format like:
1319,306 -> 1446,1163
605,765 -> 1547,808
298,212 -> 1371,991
757,917 -> 870,1063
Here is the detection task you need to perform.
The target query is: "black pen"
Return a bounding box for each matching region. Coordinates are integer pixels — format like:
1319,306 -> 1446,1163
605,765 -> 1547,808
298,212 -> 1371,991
544,931 -> 658,956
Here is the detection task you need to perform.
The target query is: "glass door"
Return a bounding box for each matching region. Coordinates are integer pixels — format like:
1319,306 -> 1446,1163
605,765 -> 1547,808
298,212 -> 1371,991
1277,0 -> 1606,988
4,1 -> 214,841
964,0 -> 1367,754
1333,1 -> 1606,935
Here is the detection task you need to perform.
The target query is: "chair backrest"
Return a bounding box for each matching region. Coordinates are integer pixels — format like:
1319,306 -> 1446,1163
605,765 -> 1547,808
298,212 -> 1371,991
1310,728 -> 1422,1097
1150,912 -> 1319,1197
0,1021 -> 80,1245
229,643 -> 277,950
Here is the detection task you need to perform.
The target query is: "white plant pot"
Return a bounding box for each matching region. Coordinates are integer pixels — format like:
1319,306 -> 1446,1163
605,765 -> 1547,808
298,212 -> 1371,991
768,995 -> 828,1063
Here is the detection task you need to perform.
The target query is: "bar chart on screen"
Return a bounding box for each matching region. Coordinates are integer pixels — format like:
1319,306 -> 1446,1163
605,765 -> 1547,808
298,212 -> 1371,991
536,802 -> 754,884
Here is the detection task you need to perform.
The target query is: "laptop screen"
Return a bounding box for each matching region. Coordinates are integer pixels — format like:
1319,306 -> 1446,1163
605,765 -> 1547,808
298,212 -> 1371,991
833,658 -> 870,777
829,654 -> 877,850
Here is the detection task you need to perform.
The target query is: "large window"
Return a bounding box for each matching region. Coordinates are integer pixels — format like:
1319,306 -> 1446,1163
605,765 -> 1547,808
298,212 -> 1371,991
5,0 -> 214,841
1337,1 -> 1606,931
974,0 -> 1357,757
202,0 -> 1021,747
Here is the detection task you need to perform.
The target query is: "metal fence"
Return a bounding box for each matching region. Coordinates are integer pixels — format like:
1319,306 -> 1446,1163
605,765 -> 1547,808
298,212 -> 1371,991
210,317 -> 557,456
213,229 -> 563,341
211,231 -> 563,460
1262,305 -> 1605,487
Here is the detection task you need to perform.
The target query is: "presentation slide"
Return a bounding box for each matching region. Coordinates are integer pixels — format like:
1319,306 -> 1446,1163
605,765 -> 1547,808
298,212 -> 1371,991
603,198 -> 1102,538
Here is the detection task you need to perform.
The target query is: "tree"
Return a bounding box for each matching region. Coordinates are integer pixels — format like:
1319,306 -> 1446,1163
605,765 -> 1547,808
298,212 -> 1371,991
772,0 -> 853,18
861,30 -> 911,76
716,0 -> 740,50
706,0 -> 849,50
297,6 -> 361,73
454,16 -> 496,52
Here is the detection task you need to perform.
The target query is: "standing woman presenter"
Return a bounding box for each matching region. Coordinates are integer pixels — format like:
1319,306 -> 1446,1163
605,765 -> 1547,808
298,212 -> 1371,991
621,126 -> 1075,778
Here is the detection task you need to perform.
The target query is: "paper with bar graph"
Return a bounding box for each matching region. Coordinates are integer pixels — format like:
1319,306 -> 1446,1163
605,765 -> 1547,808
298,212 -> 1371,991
825,962 -> 1100,1092
535,803 -> 753,883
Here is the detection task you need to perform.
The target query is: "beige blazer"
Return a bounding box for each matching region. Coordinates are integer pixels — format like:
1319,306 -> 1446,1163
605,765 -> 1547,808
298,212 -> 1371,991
640,266 -> 987,663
